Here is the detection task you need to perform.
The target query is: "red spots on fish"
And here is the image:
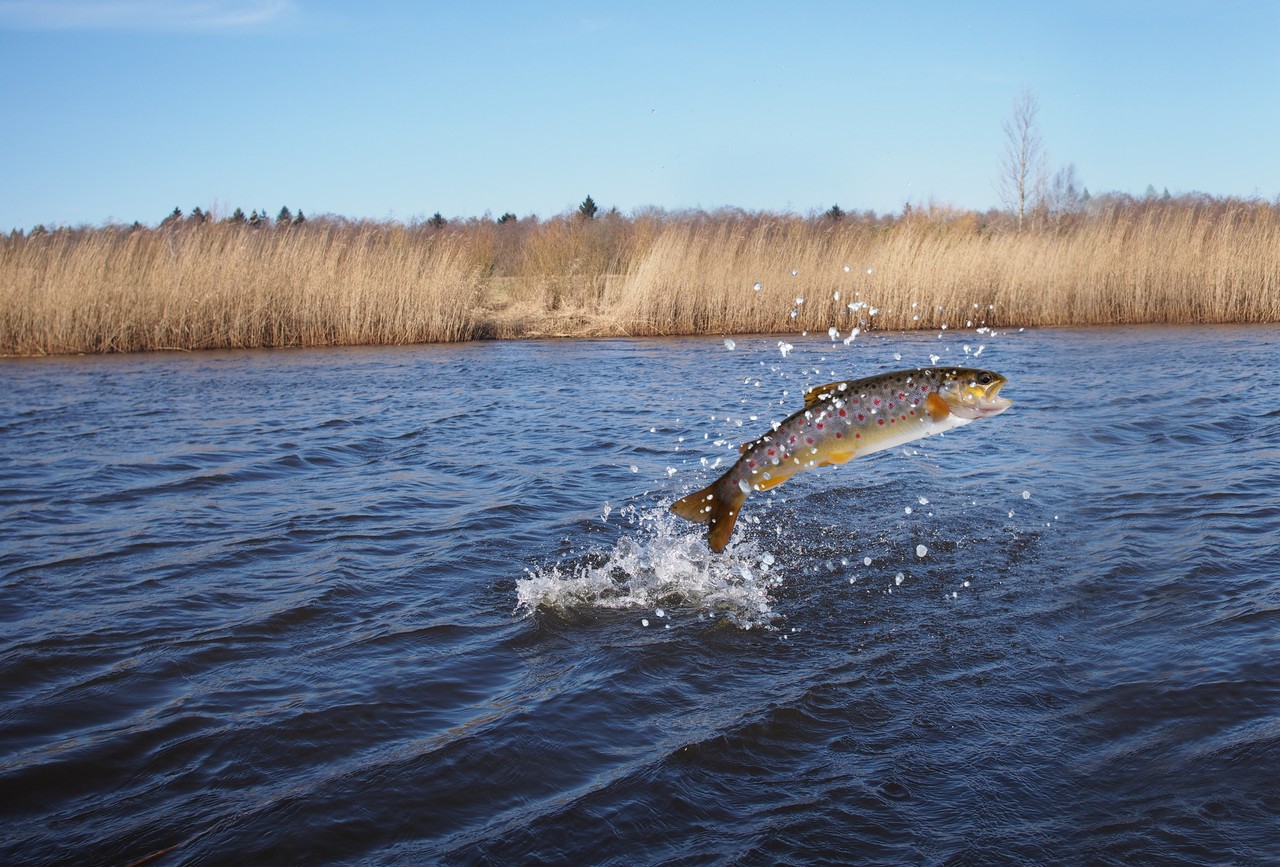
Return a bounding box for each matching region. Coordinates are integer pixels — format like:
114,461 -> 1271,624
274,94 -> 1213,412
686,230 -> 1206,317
835,432 -> 843,439
857,413 -> 865,421
878,419 -> 885,425
838,409 -> 846,417
767,448 -> 776,456
899,392 -> 906,399
873,398 -> 881,406
806,436 -> 815,444
817,423 -> 824,430
888,402 -> 895,410
855,433 -> 861,439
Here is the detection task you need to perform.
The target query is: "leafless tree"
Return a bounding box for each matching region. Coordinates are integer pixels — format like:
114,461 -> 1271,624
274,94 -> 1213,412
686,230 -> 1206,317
998,89 -> 1046,231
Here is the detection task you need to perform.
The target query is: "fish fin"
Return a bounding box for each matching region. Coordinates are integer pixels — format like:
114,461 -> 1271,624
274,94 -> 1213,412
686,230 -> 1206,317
670,484 -> 718,525
706,481 -> 748,553
670,471 -> 749,552
818,449 -> 857,467
803,380 -> 847,408
751,473 -> 791,491
926,392 -> 951,421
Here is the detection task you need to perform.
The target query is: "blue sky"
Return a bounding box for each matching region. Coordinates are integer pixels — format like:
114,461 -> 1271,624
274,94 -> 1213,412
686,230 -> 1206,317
1,1 -> 1277,229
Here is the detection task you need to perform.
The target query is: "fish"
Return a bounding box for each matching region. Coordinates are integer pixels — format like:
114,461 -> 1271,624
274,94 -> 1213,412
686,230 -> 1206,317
670,367 -> 1013,552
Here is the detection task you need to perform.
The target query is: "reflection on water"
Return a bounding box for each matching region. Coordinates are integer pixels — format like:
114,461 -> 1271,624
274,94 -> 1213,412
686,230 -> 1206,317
2,326 -> 1278,864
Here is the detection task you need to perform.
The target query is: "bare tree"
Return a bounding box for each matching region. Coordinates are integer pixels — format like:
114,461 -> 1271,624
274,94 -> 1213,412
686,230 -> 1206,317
998,89 -> 1046,231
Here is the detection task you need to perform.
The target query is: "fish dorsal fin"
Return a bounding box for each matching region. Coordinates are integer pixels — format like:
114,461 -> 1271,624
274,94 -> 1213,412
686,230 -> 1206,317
803,380 -> 847,408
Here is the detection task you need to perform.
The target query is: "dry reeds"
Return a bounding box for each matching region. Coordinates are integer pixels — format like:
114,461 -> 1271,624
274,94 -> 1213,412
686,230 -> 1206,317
2,199 -> 1277,356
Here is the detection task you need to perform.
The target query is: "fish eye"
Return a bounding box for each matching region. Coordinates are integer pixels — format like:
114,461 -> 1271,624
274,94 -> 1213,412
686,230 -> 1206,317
976,373 -> 993,385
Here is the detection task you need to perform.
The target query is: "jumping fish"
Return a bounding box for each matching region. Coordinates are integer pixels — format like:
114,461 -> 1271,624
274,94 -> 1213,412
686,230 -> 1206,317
670,367 -> 1012,552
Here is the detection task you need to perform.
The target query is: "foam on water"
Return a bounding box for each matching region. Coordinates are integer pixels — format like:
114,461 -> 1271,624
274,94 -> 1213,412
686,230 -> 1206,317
515,507 -> 780,629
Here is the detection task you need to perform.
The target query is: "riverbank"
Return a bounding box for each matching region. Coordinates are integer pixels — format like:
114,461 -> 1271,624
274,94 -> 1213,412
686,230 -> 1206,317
3,200 -> 1277,356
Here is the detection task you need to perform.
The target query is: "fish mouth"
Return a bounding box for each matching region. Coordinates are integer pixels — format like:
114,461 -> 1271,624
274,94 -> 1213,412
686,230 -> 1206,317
945,378 -> 1013,420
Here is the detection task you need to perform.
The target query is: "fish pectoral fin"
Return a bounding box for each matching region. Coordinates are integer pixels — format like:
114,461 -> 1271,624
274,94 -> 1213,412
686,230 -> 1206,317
818,448 -> 857,467
926,392 -> 951,421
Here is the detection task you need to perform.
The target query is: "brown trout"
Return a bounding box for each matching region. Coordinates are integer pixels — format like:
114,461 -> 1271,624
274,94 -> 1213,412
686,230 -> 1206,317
671,367 -> 1012,552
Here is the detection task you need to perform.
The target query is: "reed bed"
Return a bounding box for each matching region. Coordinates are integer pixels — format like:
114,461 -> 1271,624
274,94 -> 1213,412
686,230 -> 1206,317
2,200 -> 1277,356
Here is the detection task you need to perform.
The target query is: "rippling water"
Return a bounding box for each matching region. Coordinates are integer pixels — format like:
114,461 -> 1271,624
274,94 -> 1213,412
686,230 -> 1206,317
2,325 -> 1278,865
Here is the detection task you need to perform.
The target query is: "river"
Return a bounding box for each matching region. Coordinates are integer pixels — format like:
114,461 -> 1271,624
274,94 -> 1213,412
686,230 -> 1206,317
2,325 -> 1278,864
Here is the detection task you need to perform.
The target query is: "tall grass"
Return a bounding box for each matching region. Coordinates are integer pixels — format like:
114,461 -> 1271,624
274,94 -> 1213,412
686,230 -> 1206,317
2,199 -> 1277,356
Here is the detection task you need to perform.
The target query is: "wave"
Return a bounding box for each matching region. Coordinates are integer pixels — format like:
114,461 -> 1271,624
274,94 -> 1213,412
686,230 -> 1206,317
515,506 -> 782,629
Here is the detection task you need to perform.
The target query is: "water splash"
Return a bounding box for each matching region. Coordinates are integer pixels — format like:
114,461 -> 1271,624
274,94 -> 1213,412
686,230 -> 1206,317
516,507 -> 781,629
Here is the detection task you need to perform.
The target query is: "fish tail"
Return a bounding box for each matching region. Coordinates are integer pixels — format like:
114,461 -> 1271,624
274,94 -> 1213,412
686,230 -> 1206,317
670,472 -> 749,553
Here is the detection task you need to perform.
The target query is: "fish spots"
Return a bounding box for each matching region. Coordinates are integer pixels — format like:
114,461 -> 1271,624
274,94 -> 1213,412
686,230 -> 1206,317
838,409 -> 847,417
878,419 -> 885,425
857,413 -> 865,421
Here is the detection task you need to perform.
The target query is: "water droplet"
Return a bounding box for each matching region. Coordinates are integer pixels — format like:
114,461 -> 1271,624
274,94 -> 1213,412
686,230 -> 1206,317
666,467 -> 677,476
641,619 -> 650,627
1022,490 -> 1031,500
895,572 -> 904,586
629,465 -> 638,473
655,608 -> 665,618
738,479 -> 751,494
828,326 -> 839,341
723,338 -> 736,350
918,497 -> 929,505
753,281 -> 763,291
916,544 -> 928,558
863,556 -> 872,566
905,506 -> 913,515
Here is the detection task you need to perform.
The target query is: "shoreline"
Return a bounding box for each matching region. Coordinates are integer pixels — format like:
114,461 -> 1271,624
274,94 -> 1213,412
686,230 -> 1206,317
4,200 -> 1277,357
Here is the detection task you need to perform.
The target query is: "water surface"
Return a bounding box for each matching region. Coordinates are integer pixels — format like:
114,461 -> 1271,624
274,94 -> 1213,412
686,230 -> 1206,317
2,326 -> 1278,864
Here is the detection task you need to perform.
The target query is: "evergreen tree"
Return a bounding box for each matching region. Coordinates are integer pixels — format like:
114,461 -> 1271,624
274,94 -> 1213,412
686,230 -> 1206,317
292,210 -> 306,225
497,212 -> 517,224
161,206 -> 183,226
277,205 -> 293,225
249,210 -> 264,226
578,194 -> 598,220
825,204 -> 845,221
190,207 -> 207,224
428,212 -> 446,229
228,207 -> 247,224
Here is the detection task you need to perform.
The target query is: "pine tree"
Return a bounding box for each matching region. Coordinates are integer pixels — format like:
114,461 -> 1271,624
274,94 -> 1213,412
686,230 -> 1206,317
292,210 -> 306,225
428,212 -> 446,229
277,205 -> 293,225
228,207 -> 247,224
578,194 -> 598,220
